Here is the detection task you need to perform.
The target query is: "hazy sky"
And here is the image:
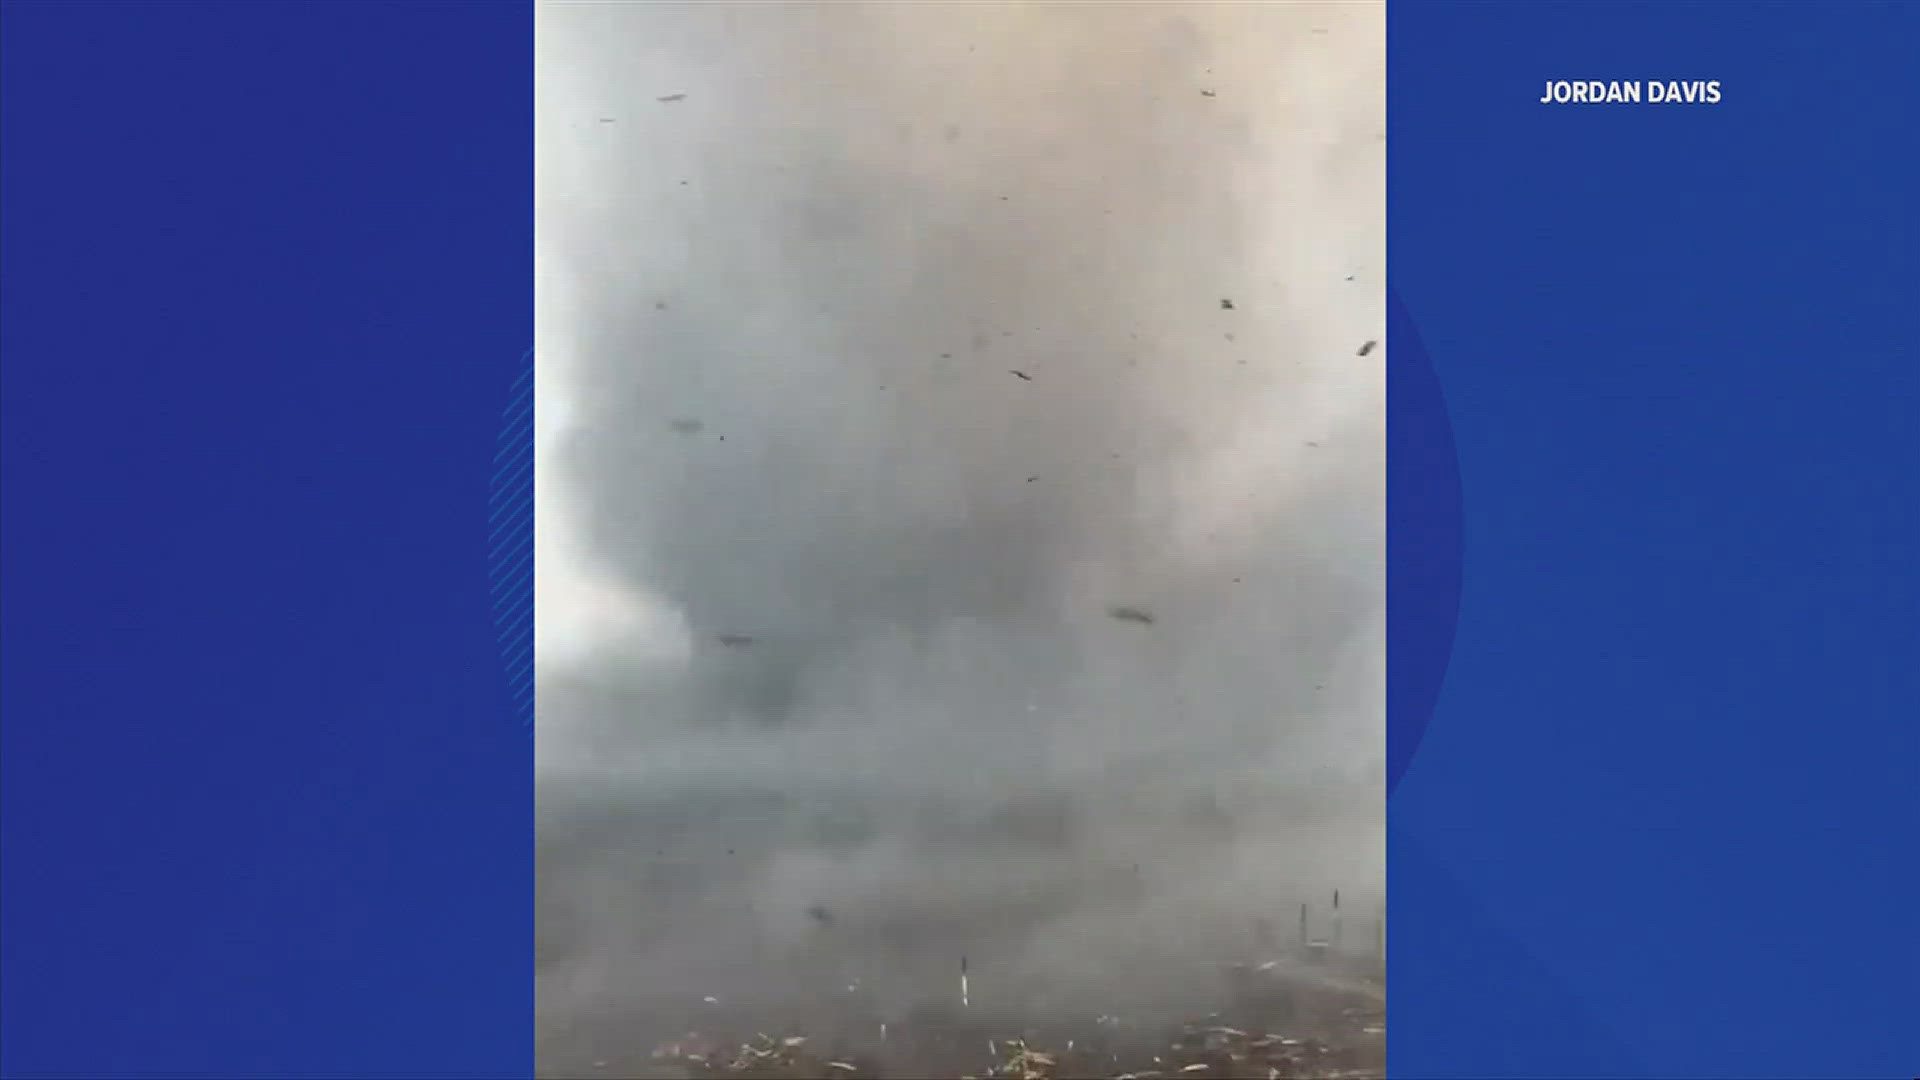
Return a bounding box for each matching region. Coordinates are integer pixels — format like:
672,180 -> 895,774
535,0 -> 1383,1064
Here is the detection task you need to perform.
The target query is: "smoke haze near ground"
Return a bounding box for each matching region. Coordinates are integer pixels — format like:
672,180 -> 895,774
536,1 -> 1383,1065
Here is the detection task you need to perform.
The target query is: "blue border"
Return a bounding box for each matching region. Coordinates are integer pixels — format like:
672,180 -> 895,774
491,349 -> 537,732
7,2 -> 1917,1077
1389,3 -> 1919,1076
2,4 -> 533,1075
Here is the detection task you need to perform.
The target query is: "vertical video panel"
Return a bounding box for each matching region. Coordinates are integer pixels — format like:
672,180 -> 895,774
537,5 -> 1384,1077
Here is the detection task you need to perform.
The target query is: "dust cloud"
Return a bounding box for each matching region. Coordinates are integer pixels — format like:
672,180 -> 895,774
536,2 -> 1383,1070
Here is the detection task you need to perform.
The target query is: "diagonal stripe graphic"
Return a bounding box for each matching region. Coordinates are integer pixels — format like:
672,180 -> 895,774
487,347 -> 536,732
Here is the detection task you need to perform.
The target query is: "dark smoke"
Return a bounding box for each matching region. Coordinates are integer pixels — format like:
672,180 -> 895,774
536,1 -> 1383,1067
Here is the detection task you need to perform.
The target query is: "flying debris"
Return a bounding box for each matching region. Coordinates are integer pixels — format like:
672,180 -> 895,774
598,117 -> 617,123
1220,298 -> 1235,310
1108,606 -> 1156,625
1008,369 -> 1033,381
806,905 -> 834,926
1200,89 -> 1217,98
657,93 -> 687,102
716,634 -> 756,647
1357,339 -> 1377,356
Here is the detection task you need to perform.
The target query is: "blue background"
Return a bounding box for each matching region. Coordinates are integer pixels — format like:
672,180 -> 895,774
1388,2 -> 1917,1077
1,3 -> 531,1077
4,2 -> 1916,1078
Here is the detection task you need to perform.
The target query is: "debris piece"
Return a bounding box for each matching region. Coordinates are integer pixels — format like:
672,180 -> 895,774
807,904 -> 834,925
1220,298 -> 1235,310
716,634 -> 755,648
1200,89 -> 1217,98
1009,369 -> 1033,381
658,93 -> 687,102
1357,340 -> 1377,356
826,1063 -> 858,1073
1109,606 -> 1155,625
598,117 -> 616,123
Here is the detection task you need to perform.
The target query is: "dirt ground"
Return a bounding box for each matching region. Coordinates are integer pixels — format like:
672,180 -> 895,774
538,955 -> 1383,1080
